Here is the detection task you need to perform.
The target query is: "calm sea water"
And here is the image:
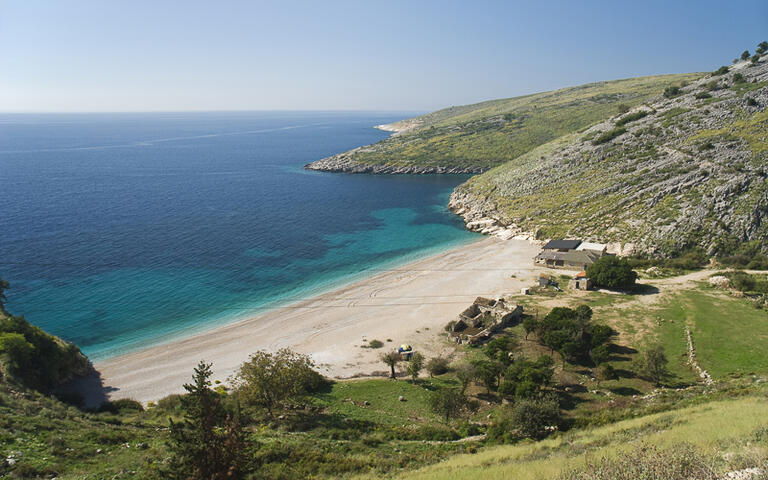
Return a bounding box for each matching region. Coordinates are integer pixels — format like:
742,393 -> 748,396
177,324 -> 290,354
0,112 -> 478,361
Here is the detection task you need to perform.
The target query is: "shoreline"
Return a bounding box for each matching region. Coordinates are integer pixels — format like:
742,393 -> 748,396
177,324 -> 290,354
93,236 -> 541,404
83,232 -> 479,363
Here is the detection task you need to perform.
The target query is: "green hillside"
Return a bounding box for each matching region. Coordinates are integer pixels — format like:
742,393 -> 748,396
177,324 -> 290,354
451,58 -> 768,256
306,73 -> 701,173
362,394 -> 768,480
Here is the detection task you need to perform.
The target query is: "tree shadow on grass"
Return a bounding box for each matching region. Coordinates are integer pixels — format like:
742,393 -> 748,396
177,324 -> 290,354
631,284 -> 660,296
283,410 -> 377,433
610,386 -> 643,396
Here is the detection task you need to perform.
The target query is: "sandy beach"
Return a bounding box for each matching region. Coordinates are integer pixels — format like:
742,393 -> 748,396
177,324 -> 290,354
94,237 -> 541,403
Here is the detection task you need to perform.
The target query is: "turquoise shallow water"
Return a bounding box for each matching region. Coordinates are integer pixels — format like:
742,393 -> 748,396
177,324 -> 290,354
0,112 -> 479,361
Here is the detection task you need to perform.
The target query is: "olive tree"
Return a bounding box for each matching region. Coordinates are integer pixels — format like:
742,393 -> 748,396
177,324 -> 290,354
233,348 -> 325,416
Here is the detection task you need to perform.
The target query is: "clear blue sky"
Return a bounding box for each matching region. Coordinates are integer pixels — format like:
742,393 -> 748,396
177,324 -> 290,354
1,0 -> 766,112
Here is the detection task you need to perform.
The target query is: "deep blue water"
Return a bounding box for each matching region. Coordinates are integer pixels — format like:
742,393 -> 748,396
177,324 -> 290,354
0,112 -> 478,361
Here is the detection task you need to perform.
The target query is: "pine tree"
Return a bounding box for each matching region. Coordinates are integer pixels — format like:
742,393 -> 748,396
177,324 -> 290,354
166,361 -> 246,479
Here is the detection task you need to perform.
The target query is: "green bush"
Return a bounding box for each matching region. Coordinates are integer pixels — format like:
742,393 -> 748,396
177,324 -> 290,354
663,86 -> 682,98
747,97 -> 758,106
586,256 -> 638,290
367,339 -> 384,349
615,110 -> 649,126
488,396 -> 562,442
733,73 -> 746,84
426,356 -> 450,377
0,314 -> 89,391
96,398 -> 144,414
695,91 -> 711,99
712,66 -> 730,75
592,127 -> 627,145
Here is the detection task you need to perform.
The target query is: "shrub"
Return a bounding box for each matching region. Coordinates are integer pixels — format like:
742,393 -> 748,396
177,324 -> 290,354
488,396 -> 562,442
758,41 -> 768,55
558,444 -> 718,480
406,352 -> 424,382
663,86 -> 682,98
733,72 -> 746,84
741,50 -> 751,61
747,97 -> 758,107
592,127 -> 627,145
695,91 -> 711,99
586,256 -> 638,290
616,104 -> 631,114
426,356 -> 450,377
96,398 -> 144,414
712,66 -> 730,75
234,348 -> 326,415
615,110 -> 649,126
367,339 -> 384,349
157,393 -> 185,412
706,80 -> 721,91
752,54 -> 761,65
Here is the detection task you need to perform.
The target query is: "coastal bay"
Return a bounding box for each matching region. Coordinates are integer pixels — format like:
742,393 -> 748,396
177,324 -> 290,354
95,237 -> 540,403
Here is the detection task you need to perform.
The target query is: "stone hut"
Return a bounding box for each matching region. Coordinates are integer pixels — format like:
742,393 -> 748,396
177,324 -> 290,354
449,297 -> 522,345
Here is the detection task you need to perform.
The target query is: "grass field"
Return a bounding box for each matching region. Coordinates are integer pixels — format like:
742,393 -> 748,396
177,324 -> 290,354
657,288 -> 768,379
316,377 -> 461,426
361,392 -> 768,480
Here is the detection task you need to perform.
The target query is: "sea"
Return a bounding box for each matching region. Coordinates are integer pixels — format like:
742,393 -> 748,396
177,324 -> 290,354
0,112 -> 479,361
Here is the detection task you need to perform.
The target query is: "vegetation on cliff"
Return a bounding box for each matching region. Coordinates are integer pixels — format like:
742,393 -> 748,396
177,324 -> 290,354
452,50 -> 768,256
306,73 -> 700,173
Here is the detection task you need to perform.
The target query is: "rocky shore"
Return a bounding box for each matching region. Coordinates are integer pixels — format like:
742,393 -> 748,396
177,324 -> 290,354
304,148 -> 488,174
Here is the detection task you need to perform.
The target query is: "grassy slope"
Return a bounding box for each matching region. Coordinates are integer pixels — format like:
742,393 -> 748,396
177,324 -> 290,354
457,65 -> 768,254
333,73 -> 701,170
363,394 -> 768,480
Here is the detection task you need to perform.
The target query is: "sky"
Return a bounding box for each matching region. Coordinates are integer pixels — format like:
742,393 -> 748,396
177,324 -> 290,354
0,0 -> 766,112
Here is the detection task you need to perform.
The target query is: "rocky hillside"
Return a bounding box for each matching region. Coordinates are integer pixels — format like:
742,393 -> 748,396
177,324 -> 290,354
450,57 -> 768,256
305,73 -> 700,174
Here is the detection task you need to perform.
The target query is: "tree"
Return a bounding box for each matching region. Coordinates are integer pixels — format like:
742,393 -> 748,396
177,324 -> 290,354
637,344 -> 670,386
381,351 -> 401,379
590,344 -> 610,366
499,356 -> 554,399
511,396 -> 562,440
741,50 -> 751,61
426,356 -> 450,377
234,348 -> 325,416
166,361 -> 245,480
429,388 -> 465,424
407,352 -> 424,383
471,359 -> 503,393
595,364 -> 616,386
758,41 -> 768,54
752,54 -> 761,65
522,316 -> 538,339
455,363 -> 478,394
0,278 -> 9,312
484,335 -> 518,365
586,256 -> 638,290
